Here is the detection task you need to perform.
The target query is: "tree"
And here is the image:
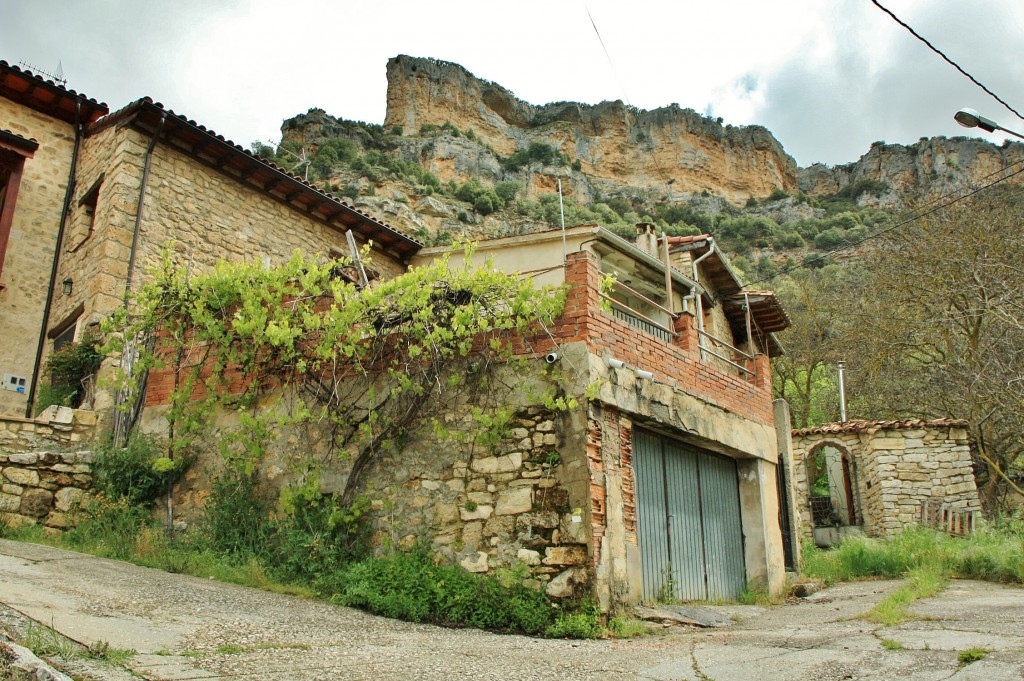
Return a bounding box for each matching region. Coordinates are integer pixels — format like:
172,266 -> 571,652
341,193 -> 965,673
771,265 -> 851,428
842,186 -> 1024,509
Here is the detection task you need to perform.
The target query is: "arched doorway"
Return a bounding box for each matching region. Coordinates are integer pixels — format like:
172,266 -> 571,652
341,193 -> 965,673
806,443 -> 860,534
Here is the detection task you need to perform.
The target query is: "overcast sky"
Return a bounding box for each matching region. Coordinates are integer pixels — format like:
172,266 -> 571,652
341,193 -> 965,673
4,0 -> 1023,167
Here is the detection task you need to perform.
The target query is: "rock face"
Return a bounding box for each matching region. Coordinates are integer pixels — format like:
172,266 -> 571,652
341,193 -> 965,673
797,136 -> 1024,202
383,55 -> 798,202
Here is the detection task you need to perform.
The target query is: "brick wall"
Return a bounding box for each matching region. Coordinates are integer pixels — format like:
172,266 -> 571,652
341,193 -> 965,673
549,251 -> 774,426
144,250 -> 776,430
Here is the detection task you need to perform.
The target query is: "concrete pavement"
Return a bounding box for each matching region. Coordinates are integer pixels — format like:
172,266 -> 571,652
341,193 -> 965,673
1,539 -> 1023,680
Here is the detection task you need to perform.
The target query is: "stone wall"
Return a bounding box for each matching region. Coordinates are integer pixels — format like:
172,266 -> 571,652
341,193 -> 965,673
791,420 -> 982,538
359,404 -> 594,599
0,407 -> 99,529
0,97 -> 76,417
51,124 -> 406,345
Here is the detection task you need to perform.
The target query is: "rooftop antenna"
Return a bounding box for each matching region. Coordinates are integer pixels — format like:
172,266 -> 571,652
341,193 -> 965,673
260,139 -> 311,181
18,60 -> 67,86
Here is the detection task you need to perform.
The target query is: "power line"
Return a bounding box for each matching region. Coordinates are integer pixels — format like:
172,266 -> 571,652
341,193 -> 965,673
870,0 -> 1024,124
746,159 -> 1024,286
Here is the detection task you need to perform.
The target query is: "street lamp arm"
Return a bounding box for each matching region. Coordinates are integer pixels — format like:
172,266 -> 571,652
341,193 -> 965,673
955,107 -> 1024,141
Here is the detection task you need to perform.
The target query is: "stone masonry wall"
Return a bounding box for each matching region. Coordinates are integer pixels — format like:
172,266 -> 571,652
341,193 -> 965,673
52,125 -> 407,338
791,422 -> 981,538
0,97 -> 75,417
0,407 -> 99,529
354,404 -> 594,600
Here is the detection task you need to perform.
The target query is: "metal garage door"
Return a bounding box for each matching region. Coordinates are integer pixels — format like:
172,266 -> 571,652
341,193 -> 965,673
634,429 -> 746,601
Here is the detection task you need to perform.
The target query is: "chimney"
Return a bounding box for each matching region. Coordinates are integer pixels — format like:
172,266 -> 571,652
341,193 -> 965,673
634,223 -> 658,256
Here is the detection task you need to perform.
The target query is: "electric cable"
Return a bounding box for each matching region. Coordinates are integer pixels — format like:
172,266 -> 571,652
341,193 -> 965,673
870,0 -> 1024,123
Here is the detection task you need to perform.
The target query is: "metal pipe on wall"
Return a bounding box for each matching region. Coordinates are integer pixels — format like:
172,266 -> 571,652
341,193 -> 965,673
24,102 -> 82,418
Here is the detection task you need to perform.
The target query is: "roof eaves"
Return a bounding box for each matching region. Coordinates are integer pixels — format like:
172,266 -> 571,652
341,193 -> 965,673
792,418 -> 970,437
0,128 -> 39,155
88,99 -> 423,260
0,60 -> 109,123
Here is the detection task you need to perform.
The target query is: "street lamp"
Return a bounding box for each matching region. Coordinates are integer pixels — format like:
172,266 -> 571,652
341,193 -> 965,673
954,108 -> 1024,141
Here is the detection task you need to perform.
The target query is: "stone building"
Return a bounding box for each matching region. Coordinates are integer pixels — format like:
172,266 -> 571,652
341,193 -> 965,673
3,59 -> 795,609
142,224 -> 793,609
0,60 -> 419,420
790,419 -> 982,545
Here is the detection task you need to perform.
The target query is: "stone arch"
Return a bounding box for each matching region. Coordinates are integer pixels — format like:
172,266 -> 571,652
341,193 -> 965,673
804,439 -> 860,528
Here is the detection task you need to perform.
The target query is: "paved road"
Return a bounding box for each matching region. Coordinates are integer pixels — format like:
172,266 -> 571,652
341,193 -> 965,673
1,539 -> 1023,680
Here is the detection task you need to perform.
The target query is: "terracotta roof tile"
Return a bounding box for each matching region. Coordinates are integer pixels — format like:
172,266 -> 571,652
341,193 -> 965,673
91,99 -> 421,259
792,418 -> 969,437
0,60 -> 108,123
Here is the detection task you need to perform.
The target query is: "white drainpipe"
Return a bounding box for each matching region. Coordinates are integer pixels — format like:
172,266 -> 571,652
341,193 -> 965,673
691,237 -> 716,359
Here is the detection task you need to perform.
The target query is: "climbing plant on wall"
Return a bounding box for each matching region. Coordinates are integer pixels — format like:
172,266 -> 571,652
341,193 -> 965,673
104,246 -> 568,502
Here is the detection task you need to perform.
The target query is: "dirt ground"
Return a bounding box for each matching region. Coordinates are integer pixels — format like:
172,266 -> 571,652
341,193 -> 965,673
1,539 -> 1022,680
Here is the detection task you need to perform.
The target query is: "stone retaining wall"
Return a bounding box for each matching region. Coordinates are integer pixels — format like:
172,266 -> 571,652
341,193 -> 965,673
0,407 -> 99,529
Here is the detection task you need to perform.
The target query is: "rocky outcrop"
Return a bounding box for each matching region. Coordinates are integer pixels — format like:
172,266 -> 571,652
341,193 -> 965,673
383,55 -> 798,202
798,136 -> 1024,202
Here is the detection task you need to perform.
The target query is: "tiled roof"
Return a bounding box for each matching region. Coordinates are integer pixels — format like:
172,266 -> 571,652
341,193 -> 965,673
90,98 -> 422,261
792,418 -> 969,437
668,234 -> 790,355
0,60 -> 108,124
0,128 -> 39,154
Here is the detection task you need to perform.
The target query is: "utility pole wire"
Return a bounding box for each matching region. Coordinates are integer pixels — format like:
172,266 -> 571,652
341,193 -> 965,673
870,0 -> 1024,124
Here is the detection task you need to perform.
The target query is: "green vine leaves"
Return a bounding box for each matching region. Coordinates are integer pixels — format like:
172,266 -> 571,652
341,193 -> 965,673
105,244 -> 569,502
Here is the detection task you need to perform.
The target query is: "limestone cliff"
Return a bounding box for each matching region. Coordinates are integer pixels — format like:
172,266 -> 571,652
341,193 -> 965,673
798,136 -> 1024,201
383,55 -> 798,203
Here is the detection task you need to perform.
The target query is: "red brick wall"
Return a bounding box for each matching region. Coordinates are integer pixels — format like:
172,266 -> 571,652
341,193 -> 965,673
587,404 -> 639,566
546,251 -> 774,426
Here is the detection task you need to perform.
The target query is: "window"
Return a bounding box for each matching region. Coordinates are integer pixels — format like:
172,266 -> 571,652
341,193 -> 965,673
48,303 -> 85,352
0,133 -> 38,282
67,174 -> 103,253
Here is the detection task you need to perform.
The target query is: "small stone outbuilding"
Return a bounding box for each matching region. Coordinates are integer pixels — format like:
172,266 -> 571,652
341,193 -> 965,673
791,419 -> 982,544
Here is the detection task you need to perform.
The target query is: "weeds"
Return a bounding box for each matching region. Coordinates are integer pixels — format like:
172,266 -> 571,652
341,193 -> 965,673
880,638 -> 903,650
802,526 -> 1024,585
85,640 -> 135,665
606,616 -> 651,638
861,566 -> 947,626
958,647 -> 991,665
19,621 -> 78,660
328,546 -> 555,635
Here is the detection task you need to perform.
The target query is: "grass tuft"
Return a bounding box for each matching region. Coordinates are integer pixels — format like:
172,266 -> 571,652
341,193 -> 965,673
802,525 -> 1024,585
958,647 -> 991,665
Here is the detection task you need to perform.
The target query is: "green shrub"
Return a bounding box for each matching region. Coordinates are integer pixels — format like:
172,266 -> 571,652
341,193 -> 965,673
35,336 -> 103,413
276,491 -> 370,585
767,187 -> 789,202
198,470 -> 275,559
66,495 -> 153,560
495,181 -> 521,203
329,547 -> 554,635
92,434 -> 187,507
545,602 -> 604,639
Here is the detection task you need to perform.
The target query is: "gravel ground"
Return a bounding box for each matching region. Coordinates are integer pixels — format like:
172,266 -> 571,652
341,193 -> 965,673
2,539 -> 1023,680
